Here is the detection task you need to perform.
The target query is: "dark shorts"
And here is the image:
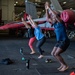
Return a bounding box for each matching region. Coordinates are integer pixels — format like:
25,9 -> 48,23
55,39 -> 70,51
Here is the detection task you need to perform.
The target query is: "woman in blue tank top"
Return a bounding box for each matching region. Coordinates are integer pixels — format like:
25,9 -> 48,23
27,15 -> 46,59
45,2 -> 70,72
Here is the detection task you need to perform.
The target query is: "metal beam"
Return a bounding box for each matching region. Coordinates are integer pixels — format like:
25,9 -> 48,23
50,0 -> 63,10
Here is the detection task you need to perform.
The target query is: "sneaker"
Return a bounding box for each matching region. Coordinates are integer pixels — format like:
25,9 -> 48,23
38,55 -> 44,59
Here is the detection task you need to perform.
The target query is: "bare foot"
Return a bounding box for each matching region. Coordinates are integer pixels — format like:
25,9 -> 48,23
57,65 -> 63,70
38,55 -> 44,59
59,66 -> 69,72
30,52 -> 35,54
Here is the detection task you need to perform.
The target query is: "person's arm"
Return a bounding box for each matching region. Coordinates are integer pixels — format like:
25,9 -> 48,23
45,1 -> 62,23
48,7 -> 62,22
45,9 -> 53,23
27,15 -> 37,28
45,2 -> 53,25
21,18 -> 29,28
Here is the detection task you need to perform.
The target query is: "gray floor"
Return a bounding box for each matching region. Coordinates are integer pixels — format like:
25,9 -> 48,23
0,36 -> 75,75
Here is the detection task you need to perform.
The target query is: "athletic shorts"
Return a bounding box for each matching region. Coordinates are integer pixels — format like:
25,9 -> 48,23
55,39 -> 70,51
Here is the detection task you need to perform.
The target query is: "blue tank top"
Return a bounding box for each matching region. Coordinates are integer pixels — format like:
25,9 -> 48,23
54,22 -> 68,41
34,26 -> 44,40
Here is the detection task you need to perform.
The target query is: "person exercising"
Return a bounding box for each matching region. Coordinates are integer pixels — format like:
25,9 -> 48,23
22,18 -> 36,54
45,1 -> 70,71
26,15 -> 46,59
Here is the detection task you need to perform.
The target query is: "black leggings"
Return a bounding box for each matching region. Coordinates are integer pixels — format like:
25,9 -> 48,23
55,39 -> 70,51
36,36 -> 46,55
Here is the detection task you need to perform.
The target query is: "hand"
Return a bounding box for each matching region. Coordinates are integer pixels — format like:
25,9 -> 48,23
27,15 -> 32,20
45,2 -> 50,10
21,18 -> 24,22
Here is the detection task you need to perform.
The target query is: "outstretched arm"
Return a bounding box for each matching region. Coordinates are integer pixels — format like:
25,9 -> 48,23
45,2 -> 62,23
27,15 -> 37,28
21,18 -> 29,28
45,2 -> 53,24
48,7 -> 62,22
45,8 -> 53,24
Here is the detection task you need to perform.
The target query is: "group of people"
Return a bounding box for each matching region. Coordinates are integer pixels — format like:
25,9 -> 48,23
21,1 -> 70,72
